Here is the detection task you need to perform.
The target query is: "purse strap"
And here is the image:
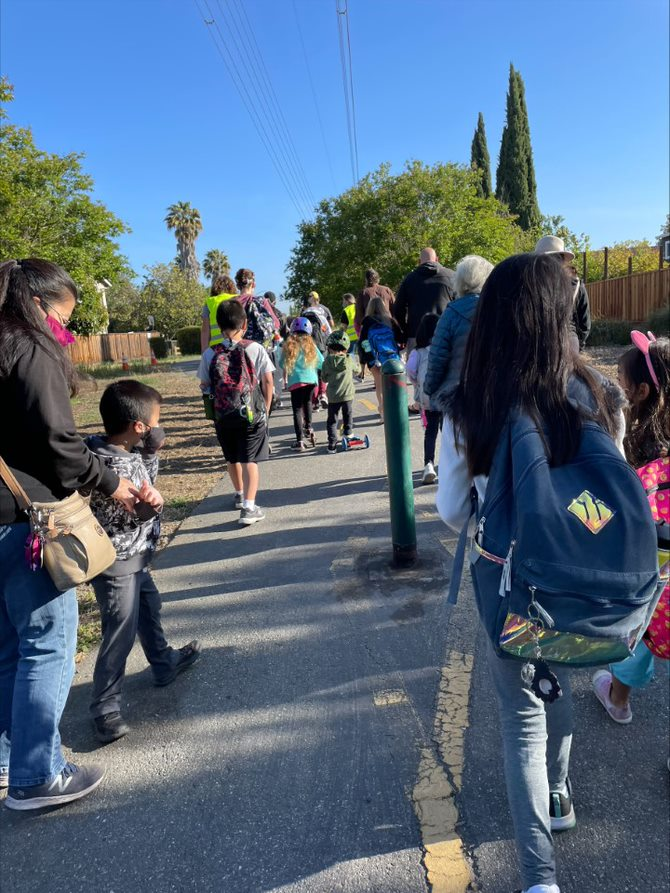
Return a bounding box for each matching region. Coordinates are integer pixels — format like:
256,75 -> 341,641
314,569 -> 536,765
0,456 -> 33,514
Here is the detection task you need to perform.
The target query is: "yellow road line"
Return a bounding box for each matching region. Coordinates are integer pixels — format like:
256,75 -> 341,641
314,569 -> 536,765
358,398 -> 378,413
412,650 -> 475,893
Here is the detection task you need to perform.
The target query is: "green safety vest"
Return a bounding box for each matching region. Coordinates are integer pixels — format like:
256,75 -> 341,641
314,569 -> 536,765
343,303 -> 358,341
206,294 -> 236,346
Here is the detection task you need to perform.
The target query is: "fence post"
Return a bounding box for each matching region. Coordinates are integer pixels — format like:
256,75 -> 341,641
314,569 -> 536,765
582,251 -> 587,282
603,246 -> 609,280
381,358 -> 417,567
660,245 -> 664,270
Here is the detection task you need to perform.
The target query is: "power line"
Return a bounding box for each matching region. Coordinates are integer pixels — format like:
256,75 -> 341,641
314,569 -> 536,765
193,0 -> 311,220
336,0 -> 359,185
292,0 -> 337,193
217,0 -> 317,211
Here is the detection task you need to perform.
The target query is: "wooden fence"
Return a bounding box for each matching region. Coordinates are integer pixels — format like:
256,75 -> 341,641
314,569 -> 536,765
68,333 -> 152,365
587,268 -> 670,321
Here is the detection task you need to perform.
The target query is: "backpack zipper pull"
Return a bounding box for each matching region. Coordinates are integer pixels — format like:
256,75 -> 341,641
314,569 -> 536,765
498,539 -> 515,597
528,585 -> 555,628
476,516 -> 486,540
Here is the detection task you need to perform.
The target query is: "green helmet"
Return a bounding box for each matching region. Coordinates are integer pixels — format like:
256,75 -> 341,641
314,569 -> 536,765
327,329 -> 350,350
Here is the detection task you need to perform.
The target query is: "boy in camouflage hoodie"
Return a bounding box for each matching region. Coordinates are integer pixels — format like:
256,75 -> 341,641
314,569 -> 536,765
86,380 -> 201,744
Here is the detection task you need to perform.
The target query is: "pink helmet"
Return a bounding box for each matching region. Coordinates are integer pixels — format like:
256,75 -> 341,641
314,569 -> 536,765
290,316 -> 313,336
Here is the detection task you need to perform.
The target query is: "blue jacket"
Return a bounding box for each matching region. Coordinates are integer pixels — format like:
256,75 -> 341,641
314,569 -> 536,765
423,293 -> 479,411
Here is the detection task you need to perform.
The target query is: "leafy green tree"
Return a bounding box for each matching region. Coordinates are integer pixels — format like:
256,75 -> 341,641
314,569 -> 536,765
495,65 -> 541,232
0,77 -> 130,333
203,249 -> 230,286
165,202 -> 202,280
582,241 -> 659,283
470,113 -> 492,198
286,161 -> 524,313
106,276 -> 142,332
133,264 -> 207,338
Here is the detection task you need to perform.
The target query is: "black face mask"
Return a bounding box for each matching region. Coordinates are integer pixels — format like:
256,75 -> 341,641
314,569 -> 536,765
141,425 -> 166,452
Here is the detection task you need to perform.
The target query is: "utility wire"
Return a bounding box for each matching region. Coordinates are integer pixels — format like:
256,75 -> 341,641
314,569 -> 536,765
292,0 -> 337,194
336,0 -> 359,185
343,0 -> 360,182
221,0 -> 318,211
194,0 -> 311,220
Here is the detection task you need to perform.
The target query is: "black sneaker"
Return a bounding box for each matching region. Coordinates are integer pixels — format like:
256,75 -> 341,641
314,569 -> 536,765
154,640 -> 202,687
549,778 -> 576,831
93,712 -> 130,744
5,762 -> 105,811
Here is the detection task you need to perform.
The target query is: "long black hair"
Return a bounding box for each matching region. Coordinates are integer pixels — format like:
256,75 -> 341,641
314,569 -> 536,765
415,312 -> 439,349
449,253 -> 618,476
0,258 -> 79,394
618,337 -> 670,466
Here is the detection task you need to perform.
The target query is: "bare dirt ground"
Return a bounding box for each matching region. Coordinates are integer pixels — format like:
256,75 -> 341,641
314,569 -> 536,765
583,345 -> 621,381
71,365 -> 222,656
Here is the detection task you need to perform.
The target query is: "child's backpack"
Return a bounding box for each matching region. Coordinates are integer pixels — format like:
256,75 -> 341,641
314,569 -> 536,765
244,298 -> 276,347
364,322 -> 400,366
449,412 -> 660,669
636,456 -> 670,659
302,307 -> 331,352
210,340 -> 265,424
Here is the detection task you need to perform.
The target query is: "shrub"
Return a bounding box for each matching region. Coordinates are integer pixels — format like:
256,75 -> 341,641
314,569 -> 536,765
150,336 -> 169,359
647,305 -> 669,335
587,320 -> 635,346
175,326 -> 201,356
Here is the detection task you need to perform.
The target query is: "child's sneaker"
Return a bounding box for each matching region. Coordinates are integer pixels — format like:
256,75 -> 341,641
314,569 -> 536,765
239,505 -> 265,526
592,670 -> 633,723
516,886 -> 560,893
549,778 -> 576,831
93,711 -> 130,744
319,395 -> 329,409
327,444 -> 338,454
5,762 -> 105,810
292,441 -> 306,452
422,462 -> 437,484
154,640 -> 202,686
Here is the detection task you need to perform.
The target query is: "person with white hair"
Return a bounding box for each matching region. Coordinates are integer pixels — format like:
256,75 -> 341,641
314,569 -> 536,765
423,254 -> 493,412
534,235 -> 591,350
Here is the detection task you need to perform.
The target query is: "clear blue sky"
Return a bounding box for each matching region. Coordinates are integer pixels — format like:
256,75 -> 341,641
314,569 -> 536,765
2,0 -> 668,296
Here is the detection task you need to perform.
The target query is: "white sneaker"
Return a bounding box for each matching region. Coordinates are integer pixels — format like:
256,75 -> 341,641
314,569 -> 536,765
422,462 -> 437,484
522,885 -> 560,893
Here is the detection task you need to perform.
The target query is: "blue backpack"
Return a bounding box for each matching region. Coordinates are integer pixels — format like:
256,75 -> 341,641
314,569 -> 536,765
364,322 -> 400,366
450,413 -> 661,668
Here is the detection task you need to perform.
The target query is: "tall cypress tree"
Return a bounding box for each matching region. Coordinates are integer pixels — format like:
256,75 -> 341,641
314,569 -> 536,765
495,65 -> 541,231
470,112 -> 492,198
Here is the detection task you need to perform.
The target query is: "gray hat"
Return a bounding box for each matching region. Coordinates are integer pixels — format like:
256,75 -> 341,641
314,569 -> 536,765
534,235 -> 575,261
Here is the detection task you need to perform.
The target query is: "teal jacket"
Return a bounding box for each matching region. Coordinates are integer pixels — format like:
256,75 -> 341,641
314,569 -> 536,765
278,342 -> 324,387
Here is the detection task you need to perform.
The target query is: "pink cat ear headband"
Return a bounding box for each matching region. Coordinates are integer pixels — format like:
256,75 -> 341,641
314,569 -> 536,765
630,330 -> 660,391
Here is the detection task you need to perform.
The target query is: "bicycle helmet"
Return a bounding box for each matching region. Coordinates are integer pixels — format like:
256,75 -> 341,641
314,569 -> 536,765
327,330 -> 350,350
290,316 -> 313,336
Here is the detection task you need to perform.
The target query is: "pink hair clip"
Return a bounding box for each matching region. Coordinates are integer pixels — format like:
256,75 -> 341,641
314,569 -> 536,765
630,330 -> 660,391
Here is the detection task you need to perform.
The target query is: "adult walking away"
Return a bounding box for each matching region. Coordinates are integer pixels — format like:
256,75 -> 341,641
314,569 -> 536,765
354,269 -> 395,332
301,292 -> 333,409
436,253 -> 626,893
0,258 -> 137,810
423,254 -> 493,412
200,273 -> 237,351
534,236 -> 591,350
393,248 -> 456,354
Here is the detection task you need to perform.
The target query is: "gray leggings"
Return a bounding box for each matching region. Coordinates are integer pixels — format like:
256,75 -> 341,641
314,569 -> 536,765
486,642 -> 573,890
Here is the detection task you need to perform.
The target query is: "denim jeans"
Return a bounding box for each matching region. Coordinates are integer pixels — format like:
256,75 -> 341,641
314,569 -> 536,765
0,524 -> 78,786
486,642 -> 573,890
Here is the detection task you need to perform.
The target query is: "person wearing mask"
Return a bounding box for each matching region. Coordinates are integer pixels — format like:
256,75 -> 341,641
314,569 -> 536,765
0,258 -> 137,810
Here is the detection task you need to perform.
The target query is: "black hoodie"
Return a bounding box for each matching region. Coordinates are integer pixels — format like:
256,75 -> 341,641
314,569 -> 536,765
0,341 -> 119,524
393,262 -> 456,342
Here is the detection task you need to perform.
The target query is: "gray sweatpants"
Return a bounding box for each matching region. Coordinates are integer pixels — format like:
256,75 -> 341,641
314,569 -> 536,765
90,568 -> 176,718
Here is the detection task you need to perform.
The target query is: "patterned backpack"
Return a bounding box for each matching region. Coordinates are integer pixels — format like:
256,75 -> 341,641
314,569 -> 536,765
210,340 -> 265,424
636,456 -> 670,659
244,298 -> 276,348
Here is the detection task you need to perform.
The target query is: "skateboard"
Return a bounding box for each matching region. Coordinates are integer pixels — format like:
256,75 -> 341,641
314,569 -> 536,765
340,434 -> 370,451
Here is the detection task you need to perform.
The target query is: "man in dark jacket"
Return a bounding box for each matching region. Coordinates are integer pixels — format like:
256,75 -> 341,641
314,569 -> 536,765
534,235 -> 591,349
393,248 -> 456,353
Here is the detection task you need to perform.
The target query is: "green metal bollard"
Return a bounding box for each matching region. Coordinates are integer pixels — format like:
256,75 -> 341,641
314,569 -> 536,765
382,358 -> 417,566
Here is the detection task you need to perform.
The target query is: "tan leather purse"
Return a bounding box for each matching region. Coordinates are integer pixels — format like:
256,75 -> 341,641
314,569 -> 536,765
0,457 -> 116,591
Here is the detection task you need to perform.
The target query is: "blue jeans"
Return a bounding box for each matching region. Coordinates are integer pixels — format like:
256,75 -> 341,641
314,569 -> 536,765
487,643 -> 573,890
0,524 -> 78,786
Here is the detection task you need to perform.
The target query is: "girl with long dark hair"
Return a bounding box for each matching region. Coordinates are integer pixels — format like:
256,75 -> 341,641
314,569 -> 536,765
358,296 -> 403,422
437,253 -> 625,893
0,258 -> 137,810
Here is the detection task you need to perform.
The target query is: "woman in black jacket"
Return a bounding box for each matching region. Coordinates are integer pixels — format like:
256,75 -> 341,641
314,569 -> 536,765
0,258 -> 136,810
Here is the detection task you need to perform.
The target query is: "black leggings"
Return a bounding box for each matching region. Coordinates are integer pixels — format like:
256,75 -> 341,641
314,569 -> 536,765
424,410 -> 442,464
290,385 -> 314,443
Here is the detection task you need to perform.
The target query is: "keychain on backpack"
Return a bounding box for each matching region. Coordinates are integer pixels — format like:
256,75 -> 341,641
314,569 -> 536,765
24,509 -> 45,572
520,594 -> 562,704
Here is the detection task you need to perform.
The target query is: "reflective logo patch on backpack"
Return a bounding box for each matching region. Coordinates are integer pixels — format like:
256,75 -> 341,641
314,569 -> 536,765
567,490 -> 615,534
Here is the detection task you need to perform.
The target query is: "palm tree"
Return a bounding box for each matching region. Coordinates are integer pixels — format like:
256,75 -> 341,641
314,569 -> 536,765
203,249 -> 231,286
165,202 -> 202,280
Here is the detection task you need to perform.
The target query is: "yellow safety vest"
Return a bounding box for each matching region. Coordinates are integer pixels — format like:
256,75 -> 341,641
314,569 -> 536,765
343,303 -> 358,341
206,294 -> 236,347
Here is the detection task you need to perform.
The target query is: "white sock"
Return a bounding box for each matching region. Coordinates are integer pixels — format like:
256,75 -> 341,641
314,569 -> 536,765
243,499 -> 255,510
235,490 -> 243,497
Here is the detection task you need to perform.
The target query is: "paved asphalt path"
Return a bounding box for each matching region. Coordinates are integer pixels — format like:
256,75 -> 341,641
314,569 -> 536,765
1,373 -> 668,893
